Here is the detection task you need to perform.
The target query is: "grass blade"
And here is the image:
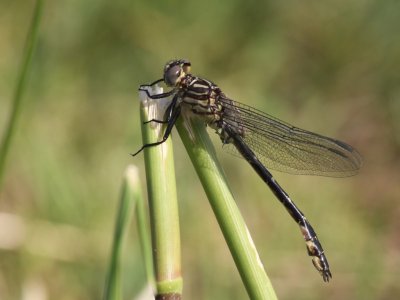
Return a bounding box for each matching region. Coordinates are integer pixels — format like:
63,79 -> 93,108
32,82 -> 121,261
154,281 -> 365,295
104,165 -> 153,300
0,0 -> 43,188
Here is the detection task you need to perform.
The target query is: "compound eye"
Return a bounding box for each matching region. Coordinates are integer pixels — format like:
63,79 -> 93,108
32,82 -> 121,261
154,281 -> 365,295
164,65 -> 182,87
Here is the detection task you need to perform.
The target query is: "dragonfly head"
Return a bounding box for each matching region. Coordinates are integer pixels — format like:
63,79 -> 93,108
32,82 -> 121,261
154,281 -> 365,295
164,59 -> 191,87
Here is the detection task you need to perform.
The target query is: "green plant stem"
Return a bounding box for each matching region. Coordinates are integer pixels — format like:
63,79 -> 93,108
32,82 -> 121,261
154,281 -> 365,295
135,170 -> 154,287
103,165 -> 153,300
104,166 -> 137,300
0,0 -> 43,188
175,116 -> 277,300
139,87 -> 182,299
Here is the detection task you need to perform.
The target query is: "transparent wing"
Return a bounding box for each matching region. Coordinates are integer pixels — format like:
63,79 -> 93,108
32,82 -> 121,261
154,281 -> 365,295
219,97 -> 362,177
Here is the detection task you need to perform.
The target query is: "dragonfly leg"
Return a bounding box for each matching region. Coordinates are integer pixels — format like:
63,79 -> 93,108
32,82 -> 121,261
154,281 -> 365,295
132,104 -> 181,157
139,86 -> 176,99
143,119 -> 169,125
142,94 -> 179,126
139,79 -> 176,99
139,78 -> 164,87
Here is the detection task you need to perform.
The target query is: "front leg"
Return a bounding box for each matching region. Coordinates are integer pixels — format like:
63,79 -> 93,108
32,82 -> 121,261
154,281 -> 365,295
139,78 -> 164,87
132,104 -> 181,156
133,93 -> 181,156
139,86 -> 177,100
139,78 -> 176,99
142,94 -> 179,126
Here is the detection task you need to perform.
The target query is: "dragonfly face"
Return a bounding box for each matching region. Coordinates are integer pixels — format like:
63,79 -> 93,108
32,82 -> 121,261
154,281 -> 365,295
163,59 -> 191,87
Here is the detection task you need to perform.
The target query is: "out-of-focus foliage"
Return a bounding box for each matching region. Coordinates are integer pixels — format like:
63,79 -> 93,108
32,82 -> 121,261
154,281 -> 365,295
0,0 -> 399,299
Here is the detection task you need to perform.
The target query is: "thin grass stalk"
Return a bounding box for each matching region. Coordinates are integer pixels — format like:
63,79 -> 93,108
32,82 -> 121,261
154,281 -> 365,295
104,165 -> 149,300
175,114 -> 277,300
139,87 -> 182,299
134,171 -> 154,287
0,0 -> 43,188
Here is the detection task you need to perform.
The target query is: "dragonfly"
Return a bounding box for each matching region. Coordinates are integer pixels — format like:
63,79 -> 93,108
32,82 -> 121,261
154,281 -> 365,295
133,59 -> 362,282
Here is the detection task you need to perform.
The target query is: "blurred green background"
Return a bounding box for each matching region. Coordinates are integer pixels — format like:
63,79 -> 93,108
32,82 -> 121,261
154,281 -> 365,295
1,0 -> 399,299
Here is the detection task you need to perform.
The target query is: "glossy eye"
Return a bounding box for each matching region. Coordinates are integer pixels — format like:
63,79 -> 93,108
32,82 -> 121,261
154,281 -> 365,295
164,65 -> 182,87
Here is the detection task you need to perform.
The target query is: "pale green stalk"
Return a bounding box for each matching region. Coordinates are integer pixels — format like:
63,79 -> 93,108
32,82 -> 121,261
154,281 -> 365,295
139,86 -> 182,299
176,115 -> 277,300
